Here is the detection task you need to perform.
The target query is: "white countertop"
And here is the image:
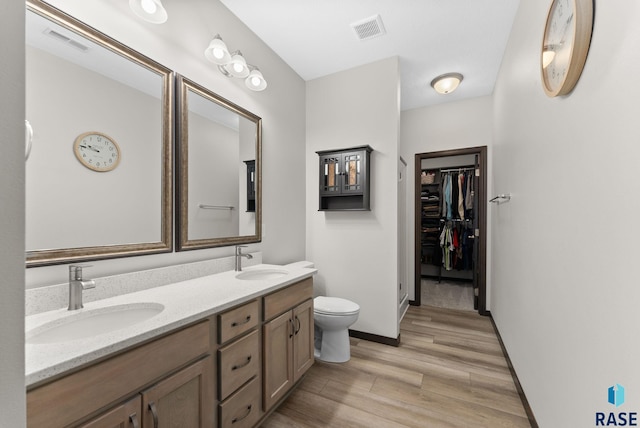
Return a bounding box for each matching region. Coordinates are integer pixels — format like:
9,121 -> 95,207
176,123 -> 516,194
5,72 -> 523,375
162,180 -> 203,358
25,263 -> 316,387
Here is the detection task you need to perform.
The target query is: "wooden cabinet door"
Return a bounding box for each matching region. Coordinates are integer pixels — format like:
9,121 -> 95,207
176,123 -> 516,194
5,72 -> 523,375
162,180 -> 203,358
263,311 -> 293,411
78,396 -> 141,428
141,357 -> 213,428
292,299 -> 314,383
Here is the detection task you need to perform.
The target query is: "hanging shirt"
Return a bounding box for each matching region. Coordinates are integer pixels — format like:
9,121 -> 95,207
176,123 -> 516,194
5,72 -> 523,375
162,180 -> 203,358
458,173 -> 465,220
443,174 -> 452,219
451,173 -> 459,219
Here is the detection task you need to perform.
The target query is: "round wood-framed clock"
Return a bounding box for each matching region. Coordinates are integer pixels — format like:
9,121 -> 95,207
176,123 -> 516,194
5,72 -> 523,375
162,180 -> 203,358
541,0 -> 594,97
73,131 -> 121,172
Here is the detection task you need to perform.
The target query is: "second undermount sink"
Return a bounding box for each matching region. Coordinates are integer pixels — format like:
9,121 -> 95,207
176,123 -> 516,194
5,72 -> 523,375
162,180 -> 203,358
235,268 -> 289,281
26,302 -> 164,345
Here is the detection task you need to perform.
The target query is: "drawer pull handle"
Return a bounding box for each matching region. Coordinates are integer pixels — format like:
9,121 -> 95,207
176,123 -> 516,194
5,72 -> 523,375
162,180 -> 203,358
148,402 -> 159,428
294,316 -> 301,335
232,404 -> 252,424
289,318 -> 294,338
231,315 -> 251,327
232,355 -> 252,370
129,413 -> 140,428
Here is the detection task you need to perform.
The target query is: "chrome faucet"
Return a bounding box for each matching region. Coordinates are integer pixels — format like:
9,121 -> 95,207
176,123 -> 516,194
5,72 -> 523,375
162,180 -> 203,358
235,245 -> 253,271
68,265 -> 96,310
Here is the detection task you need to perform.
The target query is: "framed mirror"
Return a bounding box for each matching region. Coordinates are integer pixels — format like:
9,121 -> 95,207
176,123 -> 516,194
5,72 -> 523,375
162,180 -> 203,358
176,74 -> 262,250
25,0 -> 173,267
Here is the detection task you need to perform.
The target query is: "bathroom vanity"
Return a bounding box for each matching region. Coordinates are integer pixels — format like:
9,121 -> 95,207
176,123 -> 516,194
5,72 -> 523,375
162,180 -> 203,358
25,264 -> 315,428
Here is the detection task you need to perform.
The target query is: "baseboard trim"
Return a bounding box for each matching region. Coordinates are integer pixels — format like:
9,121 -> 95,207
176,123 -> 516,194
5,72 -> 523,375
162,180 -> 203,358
349,329 -> 400,347
489,315 -> 539,428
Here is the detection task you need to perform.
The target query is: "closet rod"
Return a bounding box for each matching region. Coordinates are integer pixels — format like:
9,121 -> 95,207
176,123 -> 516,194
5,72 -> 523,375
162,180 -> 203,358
439,166 -> 475,173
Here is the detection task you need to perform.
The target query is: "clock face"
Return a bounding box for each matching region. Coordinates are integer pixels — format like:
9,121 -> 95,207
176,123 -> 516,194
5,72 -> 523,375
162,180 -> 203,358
73,132 -> 121,172
541,0 -> 593,97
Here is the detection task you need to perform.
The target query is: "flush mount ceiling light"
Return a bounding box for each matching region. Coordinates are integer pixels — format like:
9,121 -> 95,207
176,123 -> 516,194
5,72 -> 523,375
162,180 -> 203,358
205,35 -> 267,91
430,73 -> 464,95
129,0 -> 168,24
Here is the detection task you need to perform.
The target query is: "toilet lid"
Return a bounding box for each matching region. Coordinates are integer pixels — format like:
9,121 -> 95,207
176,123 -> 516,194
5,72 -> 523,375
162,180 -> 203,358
314,296 -> 360,315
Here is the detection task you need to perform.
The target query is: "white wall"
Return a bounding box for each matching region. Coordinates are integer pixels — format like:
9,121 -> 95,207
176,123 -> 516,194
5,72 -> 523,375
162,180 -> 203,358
306,57 -> 401,339
0,0 -> 26,424
492,0 -> 640,425
400,96 -> 493,303
25,0 -> 307,288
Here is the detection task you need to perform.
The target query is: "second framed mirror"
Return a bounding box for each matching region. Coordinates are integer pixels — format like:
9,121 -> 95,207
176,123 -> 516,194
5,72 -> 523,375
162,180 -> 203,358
175,74 -> 262,250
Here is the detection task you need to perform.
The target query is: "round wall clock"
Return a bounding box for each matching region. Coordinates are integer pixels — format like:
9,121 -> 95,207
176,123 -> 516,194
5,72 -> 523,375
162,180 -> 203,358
73,131 -> 121,172
541,0 -> 594,97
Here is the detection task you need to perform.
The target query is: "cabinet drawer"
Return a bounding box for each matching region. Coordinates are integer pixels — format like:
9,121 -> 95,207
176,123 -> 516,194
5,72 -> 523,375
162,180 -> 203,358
218,299 -> 259,344
219,377 -> 261,428
218,329 -> 259,401
264,278 -> 313,321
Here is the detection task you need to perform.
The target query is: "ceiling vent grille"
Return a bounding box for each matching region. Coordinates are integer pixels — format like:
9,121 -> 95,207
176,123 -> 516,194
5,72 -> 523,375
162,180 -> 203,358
43,28 -> 89,52
351,14 -> 386,41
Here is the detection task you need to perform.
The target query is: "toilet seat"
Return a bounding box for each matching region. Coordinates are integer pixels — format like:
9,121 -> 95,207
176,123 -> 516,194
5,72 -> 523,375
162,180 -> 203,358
314,296 -> 360,316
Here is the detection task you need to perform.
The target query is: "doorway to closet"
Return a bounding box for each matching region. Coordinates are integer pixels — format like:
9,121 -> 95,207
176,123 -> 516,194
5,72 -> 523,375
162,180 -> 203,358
413,146 -> 488,315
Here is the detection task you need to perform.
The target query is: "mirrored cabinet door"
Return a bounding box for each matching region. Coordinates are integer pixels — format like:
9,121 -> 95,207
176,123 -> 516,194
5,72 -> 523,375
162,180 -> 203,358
319,155 -> 341,195
341,151 -> 365,195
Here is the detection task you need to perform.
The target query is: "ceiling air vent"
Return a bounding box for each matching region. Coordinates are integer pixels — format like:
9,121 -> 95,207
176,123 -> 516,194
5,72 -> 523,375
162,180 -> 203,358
43,28 -> 89,52
351,14 -> 386,41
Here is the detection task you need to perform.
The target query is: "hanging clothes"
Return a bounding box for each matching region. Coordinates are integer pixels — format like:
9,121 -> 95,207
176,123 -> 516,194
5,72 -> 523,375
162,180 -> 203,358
465,170 -> 474,220
458,173 -> 465,220
451,173 -> 459,220
443,174 -> 452,220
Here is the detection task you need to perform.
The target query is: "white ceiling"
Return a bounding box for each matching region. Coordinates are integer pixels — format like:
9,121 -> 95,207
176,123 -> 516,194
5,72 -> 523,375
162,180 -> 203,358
220,0 -> 521,111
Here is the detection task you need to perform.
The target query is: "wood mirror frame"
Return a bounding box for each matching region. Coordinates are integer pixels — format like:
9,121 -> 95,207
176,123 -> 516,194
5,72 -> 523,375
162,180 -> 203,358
25,0 -> 173,267
175,74 -> 262,251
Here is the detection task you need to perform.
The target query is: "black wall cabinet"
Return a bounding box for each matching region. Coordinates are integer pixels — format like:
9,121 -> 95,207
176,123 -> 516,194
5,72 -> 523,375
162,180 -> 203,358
316,145 -> 372,211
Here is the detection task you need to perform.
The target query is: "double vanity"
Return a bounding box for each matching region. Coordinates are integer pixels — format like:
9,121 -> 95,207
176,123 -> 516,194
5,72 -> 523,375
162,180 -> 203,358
25,262 -> 316,427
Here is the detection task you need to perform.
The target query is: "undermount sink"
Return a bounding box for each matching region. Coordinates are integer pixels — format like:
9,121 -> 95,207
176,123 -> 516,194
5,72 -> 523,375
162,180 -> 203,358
235,268 -> 289,281
26,303 -> 164,345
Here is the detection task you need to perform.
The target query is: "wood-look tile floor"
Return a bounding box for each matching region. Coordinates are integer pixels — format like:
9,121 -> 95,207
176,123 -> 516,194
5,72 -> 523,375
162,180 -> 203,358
261,305 -> 531,428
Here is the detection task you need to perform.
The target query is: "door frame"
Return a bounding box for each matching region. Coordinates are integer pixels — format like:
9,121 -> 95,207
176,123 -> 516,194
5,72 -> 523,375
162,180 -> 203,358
412,146 -> 488,315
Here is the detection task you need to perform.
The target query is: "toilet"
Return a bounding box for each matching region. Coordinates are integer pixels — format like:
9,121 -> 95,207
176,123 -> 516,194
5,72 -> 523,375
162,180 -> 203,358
313,296 -> 360,363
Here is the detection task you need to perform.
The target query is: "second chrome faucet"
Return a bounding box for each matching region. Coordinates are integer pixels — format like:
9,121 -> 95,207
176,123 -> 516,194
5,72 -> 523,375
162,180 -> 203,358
235,245 -> 253,271
68,265 -> 95,310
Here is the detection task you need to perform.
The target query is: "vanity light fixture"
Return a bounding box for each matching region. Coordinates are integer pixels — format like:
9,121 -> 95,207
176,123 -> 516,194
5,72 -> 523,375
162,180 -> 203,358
204,35 -> 231,65
129,0 -> 168,24
221,51 -> 250,78
245,66 -> 267,91
204,35 -> 267,91
430,72 -> 464,95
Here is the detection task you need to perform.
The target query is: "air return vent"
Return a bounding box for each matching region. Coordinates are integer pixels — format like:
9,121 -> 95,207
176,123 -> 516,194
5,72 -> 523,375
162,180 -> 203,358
350,14 -> 386,41
43,28 -> 89,52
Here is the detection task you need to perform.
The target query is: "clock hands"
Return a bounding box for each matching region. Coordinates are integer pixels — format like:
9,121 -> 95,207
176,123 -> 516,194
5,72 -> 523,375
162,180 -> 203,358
566,12 -> 574,26
80,144 -> 100,153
